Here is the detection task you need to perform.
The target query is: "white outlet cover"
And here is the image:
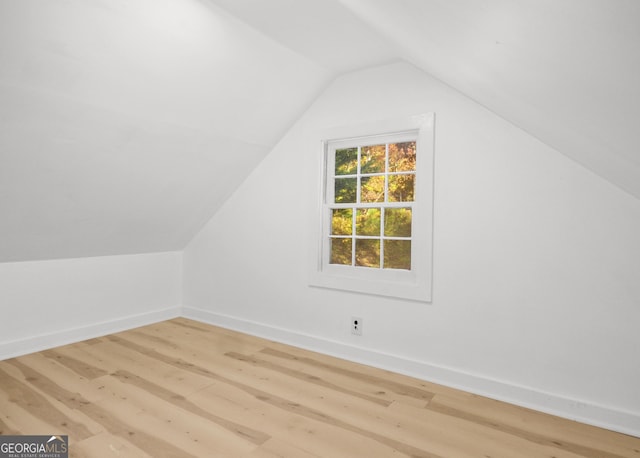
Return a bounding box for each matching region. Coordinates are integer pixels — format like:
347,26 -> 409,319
351,317 -> 363,335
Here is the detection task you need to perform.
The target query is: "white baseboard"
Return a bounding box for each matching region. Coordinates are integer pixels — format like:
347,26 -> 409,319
182,306 -> 640,438
0,306 -> 181,360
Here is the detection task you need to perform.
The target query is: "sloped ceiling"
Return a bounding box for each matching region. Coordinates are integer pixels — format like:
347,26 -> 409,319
0,0 -> 335,262
1,0 -> 639,262
337,0 -> 640,199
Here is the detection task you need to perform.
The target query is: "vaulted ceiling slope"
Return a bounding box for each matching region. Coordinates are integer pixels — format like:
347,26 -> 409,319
221,0 -> 640,198
0,0 -> 334,262
336,0 -> 640,199
1,0 -> 639,263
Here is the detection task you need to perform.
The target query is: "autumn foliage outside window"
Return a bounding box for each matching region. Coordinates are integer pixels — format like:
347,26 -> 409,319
311,114 -> 433,302
329,141 -> 416,270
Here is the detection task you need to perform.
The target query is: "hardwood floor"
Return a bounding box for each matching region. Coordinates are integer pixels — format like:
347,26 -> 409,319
0,318 -> 638,457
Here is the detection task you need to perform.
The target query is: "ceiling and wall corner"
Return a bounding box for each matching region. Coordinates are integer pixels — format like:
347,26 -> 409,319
336,0 -> 640,198
1,0 -> 639,263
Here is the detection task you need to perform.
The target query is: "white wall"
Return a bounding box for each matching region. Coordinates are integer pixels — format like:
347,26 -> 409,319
0,251 -> 181,359
183,62 -> 640,435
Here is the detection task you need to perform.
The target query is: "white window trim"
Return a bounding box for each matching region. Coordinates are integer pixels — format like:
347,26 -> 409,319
309,113 -> 435,302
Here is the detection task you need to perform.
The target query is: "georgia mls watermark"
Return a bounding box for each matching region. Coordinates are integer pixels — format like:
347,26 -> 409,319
0,435 -> 68,458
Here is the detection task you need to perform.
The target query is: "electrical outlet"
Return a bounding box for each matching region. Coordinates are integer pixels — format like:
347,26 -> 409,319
351,317 -> 363,336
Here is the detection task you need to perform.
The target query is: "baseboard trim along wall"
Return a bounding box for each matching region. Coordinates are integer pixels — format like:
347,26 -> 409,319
182,306 -> 640,438
0,306 -> 181,361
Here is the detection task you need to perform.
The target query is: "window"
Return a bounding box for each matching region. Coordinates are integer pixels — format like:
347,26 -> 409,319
329,136 -> 416,270
310,114 -> 434,302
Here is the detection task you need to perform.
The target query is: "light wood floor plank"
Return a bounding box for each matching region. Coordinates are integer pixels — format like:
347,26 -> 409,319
189,382 -> 427,458
388,398 -> 589,458
73,431 -> 151,458
259,346 -> 436,404
107,333 -> 440,457
0,362 -> 94,439
247,437 -> 323,458
1,318 -> 639,457
253,346 -> 434,408
64,338 -> 215,400
425,393 -> 638,458
42,349 -> 109,380
111,369 -> 269,446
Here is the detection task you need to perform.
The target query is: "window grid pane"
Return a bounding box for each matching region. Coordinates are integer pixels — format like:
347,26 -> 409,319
335,147 -> 358,175
388,142 -> 416,172
330,237 -> 352,265
355,239 -> 380,268
328,139 -> 415,270
384,239 -> 412,270
331,209 -> 353,235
